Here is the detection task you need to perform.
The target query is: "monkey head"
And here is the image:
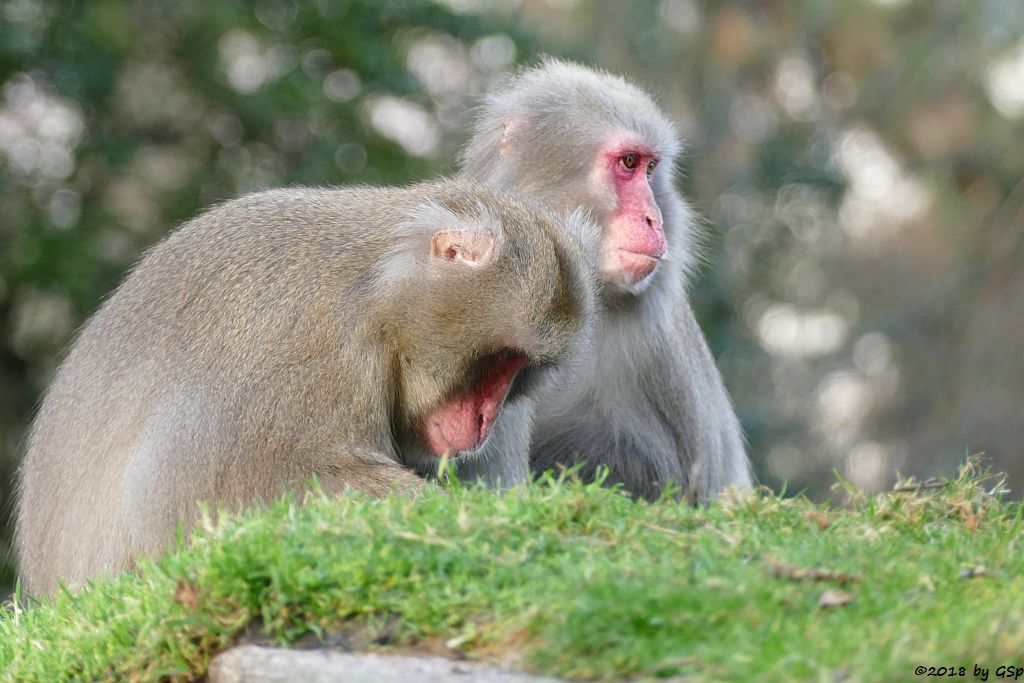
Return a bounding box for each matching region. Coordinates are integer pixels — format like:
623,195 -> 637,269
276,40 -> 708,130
381,186 -> 598,464
461,58 -> 696,299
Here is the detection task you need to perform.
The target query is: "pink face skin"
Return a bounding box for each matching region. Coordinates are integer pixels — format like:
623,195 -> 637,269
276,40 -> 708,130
593,137 -> 666,292
423,352 -> 528,457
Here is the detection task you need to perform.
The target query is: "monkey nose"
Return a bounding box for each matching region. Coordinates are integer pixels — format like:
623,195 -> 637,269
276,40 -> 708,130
646,219 -> 666,257
645,212 -> 664,236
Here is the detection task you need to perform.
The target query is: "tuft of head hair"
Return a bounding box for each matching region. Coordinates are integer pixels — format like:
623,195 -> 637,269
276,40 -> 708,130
375,191 -> 506,285
460,58 -> 681,184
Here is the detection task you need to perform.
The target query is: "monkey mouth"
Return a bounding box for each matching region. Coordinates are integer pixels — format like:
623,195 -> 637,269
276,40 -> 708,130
615,249 -> 661,282
422,350 -> 528,457
425,418 -> 486,458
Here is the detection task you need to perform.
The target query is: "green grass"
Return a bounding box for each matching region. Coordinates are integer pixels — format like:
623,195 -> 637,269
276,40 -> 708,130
2,461 -> 1022,682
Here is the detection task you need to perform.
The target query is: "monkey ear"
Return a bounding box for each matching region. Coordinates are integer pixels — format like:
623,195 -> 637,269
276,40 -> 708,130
430,230 -> 496,268
498,117 -> 527,157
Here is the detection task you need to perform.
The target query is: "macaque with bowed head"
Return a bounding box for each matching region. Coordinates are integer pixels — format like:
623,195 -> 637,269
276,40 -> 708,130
460,59 -> 752,501
16,180 -> 597,594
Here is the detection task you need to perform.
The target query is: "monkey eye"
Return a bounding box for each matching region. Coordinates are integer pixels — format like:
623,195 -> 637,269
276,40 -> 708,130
647,159 -> 658,176
620,153 -> 638,171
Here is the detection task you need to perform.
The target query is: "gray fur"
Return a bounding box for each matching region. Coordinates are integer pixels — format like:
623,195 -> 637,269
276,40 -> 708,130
15,179 -> 597,594
460,59 -> 752,501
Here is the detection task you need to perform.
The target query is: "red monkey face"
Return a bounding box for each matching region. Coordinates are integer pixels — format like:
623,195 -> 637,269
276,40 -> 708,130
592,137 -> 666,293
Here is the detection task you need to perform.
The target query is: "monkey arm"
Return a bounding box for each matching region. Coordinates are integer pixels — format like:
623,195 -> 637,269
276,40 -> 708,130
527,296 -> 751,503
660,297 -> 753,498
307,445 -> 428,499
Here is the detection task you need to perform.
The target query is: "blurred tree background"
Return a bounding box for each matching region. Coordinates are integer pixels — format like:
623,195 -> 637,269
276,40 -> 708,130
1,0 -> 1022,591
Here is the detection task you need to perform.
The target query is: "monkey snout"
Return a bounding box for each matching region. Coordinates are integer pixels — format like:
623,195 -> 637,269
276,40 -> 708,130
476,404 -> 498,443
615,249 -> 660,282
632,220 -> 666,261
422,351 -> 525,457
424,403 -> 497,456
648,227 -> 666,258
626,213 -> 665,260
644,211 -> 666,254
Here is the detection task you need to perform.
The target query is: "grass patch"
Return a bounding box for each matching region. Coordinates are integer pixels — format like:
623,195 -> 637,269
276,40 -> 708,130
2,461 -> 1022,682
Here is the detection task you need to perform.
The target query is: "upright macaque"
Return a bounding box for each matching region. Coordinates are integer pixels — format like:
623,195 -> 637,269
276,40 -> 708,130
16,180 -> 596,594
460,59 -> 752,501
